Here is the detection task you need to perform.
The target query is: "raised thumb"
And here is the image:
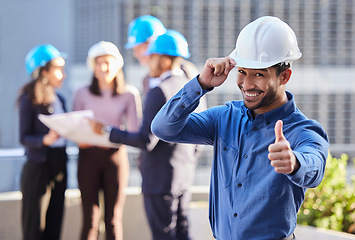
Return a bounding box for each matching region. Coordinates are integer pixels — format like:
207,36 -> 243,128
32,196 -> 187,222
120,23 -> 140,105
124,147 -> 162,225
274,120 -> 285,143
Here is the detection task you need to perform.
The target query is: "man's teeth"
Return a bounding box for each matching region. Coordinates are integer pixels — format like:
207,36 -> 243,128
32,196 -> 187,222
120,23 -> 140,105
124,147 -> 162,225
245,92 -> 259,97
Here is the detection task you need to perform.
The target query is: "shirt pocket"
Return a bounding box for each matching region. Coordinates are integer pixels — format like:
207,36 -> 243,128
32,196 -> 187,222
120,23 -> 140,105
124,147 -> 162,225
217,138 -> 238,188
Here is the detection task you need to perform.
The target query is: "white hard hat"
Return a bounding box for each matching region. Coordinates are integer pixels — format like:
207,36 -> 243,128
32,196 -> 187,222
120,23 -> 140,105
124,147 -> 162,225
86,41 -> 124,71
229,16 -> 302,69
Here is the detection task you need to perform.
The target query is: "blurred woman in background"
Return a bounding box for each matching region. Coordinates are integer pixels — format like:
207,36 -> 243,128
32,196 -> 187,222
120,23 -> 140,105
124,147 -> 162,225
72,41 -> 141,240
18,44 -> 67,240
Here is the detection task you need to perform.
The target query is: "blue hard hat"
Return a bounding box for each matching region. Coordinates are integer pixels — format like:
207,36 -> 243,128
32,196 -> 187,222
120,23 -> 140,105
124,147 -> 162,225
125,15 -> 166,49
25,44 -> 62,76
145,29 -> 190,59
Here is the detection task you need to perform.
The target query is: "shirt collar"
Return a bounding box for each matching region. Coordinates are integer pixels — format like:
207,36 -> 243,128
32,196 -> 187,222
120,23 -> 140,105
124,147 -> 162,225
149,68 -> 185,89
243,91 -> 296,124
159,68 -> 184,81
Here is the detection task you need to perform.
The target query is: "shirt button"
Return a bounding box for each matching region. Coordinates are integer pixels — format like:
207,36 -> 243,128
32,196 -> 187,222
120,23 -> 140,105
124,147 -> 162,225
238,183 -> 242,187
243,154 -> 248,159
233,213 -> 238,217
253,127 -> 258,131
196,91 -> 201,95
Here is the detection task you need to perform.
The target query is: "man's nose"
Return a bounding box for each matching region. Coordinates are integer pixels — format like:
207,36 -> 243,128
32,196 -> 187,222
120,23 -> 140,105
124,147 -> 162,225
239,76 -> 255,90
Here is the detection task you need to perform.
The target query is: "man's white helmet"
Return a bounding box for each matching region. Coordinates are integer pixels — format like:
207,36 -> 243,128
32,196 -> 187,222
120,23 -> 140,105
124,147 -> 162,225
229,16 -> 302,69
86,41 -> 124,71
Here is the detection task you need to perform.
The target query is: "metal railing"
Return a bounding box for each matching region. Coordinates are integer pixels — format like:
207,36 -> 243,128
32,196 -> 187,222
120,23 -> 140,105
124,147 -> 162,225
0,146 -> 213,193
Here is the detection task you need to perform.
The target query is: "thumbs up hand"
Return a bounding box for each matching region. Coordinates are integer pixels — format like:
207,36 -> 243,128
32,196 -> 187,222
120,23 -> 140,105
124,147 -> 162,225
268,120 -> 300,175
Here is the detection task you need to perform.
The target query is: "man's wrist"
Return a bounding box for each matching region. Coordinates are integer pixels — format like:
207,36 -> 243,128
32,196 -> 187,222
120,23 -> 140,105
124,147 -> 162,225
290,158 -> 300,176
197,74 -> 213,90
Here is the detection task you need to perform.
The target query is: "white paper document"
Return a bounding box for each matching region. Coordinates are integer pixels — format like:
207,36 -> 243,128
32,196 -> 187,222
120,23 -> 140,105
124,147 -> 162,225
38,110 -> 120,148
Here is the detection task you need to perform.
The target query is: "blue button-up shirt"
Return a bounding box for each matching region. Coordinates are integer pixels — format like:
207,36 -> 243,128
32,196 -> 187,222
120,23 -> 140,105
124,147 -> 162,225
152,77 -> 329,240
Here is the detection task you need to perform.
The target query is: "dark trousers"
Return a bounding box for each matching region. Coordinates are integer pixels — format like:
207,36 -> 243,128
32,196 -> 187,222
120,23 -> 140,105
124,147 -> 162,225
21,147 -> 67,240
143,191 -> 192,240
78,147 -> 124,240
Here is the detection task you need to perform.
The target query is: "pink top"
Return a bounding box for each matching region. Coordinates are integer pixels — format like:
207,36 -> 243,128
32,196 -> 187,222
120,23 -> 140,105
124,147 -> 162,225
72,86 -> 141,132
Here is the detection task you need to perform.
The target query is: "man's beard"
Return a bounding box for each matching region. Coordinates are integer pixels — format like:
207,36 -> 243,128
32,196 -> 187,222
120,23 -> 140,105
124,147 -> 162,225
243,88 -> 278,111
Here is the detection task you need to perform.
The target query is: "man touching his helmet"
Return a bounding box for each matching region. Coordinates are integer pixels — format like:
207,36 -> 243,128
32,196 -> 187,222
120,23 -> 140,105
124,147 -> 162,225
152,16 -> 329,240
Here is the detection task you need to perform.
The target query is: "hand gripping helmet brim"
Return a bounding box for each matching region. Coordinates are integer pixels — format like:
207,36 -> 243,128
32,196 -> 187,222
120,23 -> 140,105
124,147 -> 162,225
86,41 -> 124,71
25,44 -> 62,76
229,16 -> 302,69
145,29 -> 190,59
125,15 -> 167,49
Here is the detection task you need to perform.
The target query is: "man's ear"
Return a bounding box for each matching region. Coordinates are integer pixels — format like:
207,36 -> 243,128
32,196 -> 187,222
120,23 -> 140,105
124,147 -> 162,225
280,68 -> 292,85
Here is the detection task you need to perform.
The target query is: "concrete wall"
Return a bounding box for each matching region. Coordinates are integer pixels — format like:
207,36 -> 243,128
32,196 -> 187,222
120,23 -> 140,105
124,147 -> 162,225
0,188 -> 213,240
1,189 -> 355,240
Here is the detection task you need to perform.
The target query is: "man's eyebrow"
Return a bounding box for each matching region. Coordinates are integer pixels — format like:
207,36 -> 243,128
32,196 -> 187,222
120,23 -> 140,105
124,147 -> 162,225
255,68 -> 268,72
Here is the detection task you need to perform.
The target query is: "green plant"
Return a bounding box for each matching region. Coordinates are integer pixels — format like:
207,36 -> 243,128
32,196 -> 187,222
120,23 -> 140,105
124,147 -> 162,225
297,154 -> 355,234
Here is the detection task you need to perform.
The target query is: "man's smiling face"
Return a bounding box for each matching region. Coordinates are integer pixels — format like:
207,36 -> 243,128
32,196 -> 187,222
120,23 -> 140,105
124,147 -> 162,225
236,66 -> 289,115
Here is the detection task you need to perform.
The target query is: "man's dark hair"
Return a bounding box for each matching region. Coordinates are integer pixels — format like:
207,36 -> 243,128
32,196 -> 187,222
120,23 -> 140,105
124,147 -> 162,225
272,62 -> 291,76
